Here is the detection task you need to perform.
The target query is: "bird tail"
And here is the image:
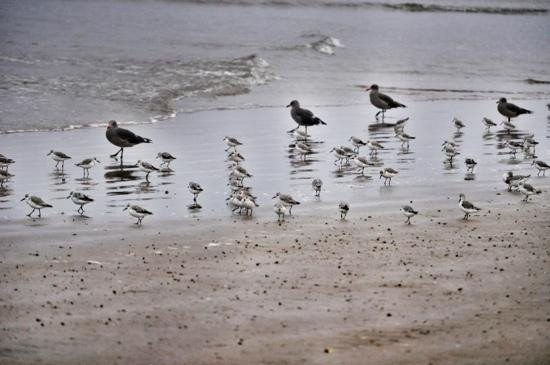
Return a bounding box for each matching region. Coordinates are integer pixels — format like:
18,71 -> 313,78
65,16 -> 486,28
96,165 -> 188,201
314,117 -> 327,125
522,108 -> 532,114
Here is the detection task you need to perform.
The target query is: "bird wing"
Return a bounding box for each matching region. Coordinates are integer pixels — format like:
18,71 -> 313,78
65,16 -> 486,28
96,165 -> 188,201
461,200 -> 480,210
55,152 -> 71,159
506,102 -> 530,114
31,196 -> 52,207
117,128 -> 151,144
378,92 -> 404,108
133,205 -> 153,214
297,107 -> 315,120
386,168 -> 399,174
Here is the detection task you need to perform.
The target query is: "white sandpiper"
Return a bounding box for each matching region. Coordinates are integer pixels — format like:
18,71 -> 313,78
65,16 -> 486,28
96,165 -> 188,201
272,192 -> 300,215
0,155 -> 15,172
295,142 -> 313,160
354,156 -> 374,175
21,194 -> 53,218
400,205 -> 418,225
518,182 -> 541,202
453,117 -> 465,132
0,170 -> 12,188
188,181 -> 203,203
504,140 -> 524,156
227,152 -> 245,165
458,193 -> 481,220
274,202 -> 288,223
395,131 -> 415,148
312,178 -> 323,197
123,204 -> 152,225
349,136 -> 367,152
500,121 -> 516,131
482,117 -> 497,131
380,168 -> 398,185
136,160 -> 160,182
367,140 -> 384,155
230,165 -> 252,183
532,160 -> 549,176
75,157 -> 100,177
67,191 -> 94,215
330,147 -> 347,168
503,171 -> 530,191
47,150 -> 71,170
223,136 -> 243,152
156,152 -> 176,168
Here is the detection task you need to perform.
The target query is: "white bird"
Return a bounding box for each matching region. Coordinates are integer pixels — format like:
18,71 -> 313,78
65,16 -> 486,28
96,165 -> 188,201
395,131 -> 415,148
241,195 -> 259,216
330,147 -> 347,168
188,181 -> 203,202
123,204 -> 152,225
312,178 -> 323,197
458,193 -> 481,220
75,157 -> 100,177
0,155 -> 15,172
453,117 -> 465,131
272,192 -> 300,215
465,158 -> 477,173
532,160 -> 549,176
367,140 -> 384,155
504,140 -> 524,156
349,136 -> 367,152
21,194 -> 53,218
354,156 -> 374,175
500,120 -> 516,131
223,136 -> 243,152
274,202 -> 288,223
518,182 -> 541,202
295,142 -> 312,160
482,117 -> 497,131
400,205 -> 418,225
136,160 -> 160,182
380,168 -> 398,185
231,165 -> 252,183
47,150 -> 71,170
227,152 -> 245,165
66,191 -> 94,215
339,202 -> 349,220
156,152 -> 176,168
503,171 -> 530,191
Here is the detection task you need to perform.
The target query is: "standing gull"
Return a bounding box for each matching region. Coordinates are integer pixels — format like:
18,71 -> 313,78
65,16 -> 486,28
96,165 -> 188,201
47,150 -> 71,170
497,98 -> 532,122
67,192 -> 94,215
156,152 -> 176,168
380,168 -> 398,185
287,100 -> 326,134
339,202 -> 349,220
400,205 -> 418,225
106,120 -> 152,161
123,204 -> 152,225
458,193 -> 481,220
365,84 -> 406,120
21,194 -> 52,218
312,178 -> 323,197
75,157 -> 100,178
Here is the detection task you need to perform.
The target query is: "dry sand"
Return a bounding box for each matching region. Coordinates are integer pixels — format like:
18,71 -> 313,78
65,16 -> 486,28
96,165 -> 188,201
1,196 -> 549,365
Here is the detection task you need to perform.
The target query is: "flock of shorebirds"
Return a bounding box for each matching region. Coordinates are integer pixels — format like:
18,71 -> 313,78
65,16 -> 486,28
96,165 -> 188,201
1,85 -> 548,225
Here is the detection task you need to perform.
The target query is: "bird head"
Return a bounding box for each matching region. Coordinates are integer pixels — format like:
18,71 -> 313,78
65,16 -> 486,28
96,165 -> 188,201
286,100 -> 299,108
94,157 -> 100,163
379,170 -> 383,178
122,204 -> 130,211
20,194 -> 29,201
47,150 -> 54,156
366,84 -> 378,92
272,192 -> 280,199
497,97 -> 507,104
66,192 -> 74,199
458,193 -> 465,202
107,120 -> 118,128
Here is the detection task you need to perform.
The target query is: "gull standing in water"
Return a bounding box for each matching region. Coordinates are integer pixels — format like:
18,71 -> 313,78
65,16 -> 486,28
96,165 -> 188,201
287,100 -> 326,134
312,178 -> 323,197
156,152 -> 176,168
21,194 -> 53,218
75,157 -> 100,178
458,193 -> 481,220
497,98 -> 532,122
400,205 -> 418,225
106,121 -> 152,162
365,84 -> 406,120
47,150 -> 71,170
123,204 -> 152,225
67,192 -> 94,215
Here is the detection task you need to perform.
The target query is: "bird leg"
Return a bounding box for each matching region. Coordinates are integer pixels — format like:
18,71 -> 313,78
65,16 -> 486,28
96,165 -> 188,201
111,148 -> 123,158
287,126 -> 299,134
27,208 -> 35,217
38,209 -> 42,218
55,161 -> 60,169
145,172 -> 150,182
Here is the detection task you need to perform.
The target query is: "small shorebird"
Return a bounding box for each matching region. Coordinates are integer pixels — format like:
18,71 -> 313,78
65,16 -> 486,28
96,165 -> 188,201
522,135 -> 538,154
441,140 -> 458,150
227,151 -> 245,165
367,140 -> 384,155
503,171 -> 530,191
365,84 -> 406,120
0,155 -> 15,172
293,129 -> 310,141
395,131 -> 415,148
497,98 -> 532,122
380,167 -> 398,185
0,170 -> 11,188
75,157 -> 100,177
354,156 -> 374,175
340,146 -> 357,163
500,121 -> 516,132
330,147 -> 347,168
443,145 -> 460,163
188,181 -> 203,202
136,160 -> 160,182
223,136 -> 242,152
274,202 -> 288,223
458,193 -> 481,220
518,182 -> 541,202
532,160 -> 549,176
295,142 -> 313,160
287,100 -> 326,134
156,152 -> 176,168
66,191 -> 94,215
452,117 -> 465,132
394,117 -> 409,132
21,194 -> 52,218
241,195 -> 259,216
339,201 -> 349,220
349,136 -> 367,152
123,204 -> 152,225
504,140 -> 524,157
106,120 -> 151,161
231,165 -> 252,183
312,178 -> 323,197
482,117 -> 497,131
400,205 -> 418,225
465,158 -> 477,173
272,192 -> 300,215
47,150 -> 71,170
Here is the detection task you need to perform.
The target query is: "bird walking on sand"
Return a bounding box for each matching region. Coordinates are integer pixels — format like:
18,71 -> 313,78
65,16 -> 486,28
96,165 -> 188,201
272,192 -> 300,215
106,120 -> 152,162
274,202 -> 288,223
518,182 -> 541,202
156,152 -> 176,168
366,84 -> 406,120
497,98 -> 532,122
188,182 -> 203,203
75,157 -> 100,177
400,205 -> 418,225
503,171 -> 530,191
136,160 -> 160,182
0,155 -> 15,172
453,117 -> 465,132
21,194 -> 52,218
47,150 -> 71,170
67,191 -> 94,215
482,117 -> 497,131
312,178 -> 323,197
380,168 -> 398,185
532,160 -> 549,176
465,158 -> 477,173
458,193 -> 481,220
287,100 -> 326,134
123,204 -> 152,225
339,201 -> 349,220
223,136 -> 242,152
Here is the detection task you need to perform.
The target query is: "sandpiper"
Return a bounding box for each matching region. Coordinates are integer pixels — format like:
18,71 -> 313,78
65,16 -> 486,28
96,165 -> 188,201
500,121 -> 516,131
349,136 -> 367,152
354,156 -> 374,175
400,205 -> 418,225
156,152 -> 176,168
75,157 -> 100,177
66,191 -> 94,215
312,178 -> 323,197
395,131 -> 415,148
106,120 -> 151,161
503,171 -> 530,191
21,194 -> 52,218
274,202 -> 288,223
465,158 -> 477,173
293,129 -> 310,141
497,98 -> 532,122
47,150 -> 71,170
231,165 -> 252,183
340,146 -> 357,163
522,135 -> 538,154
223,136 -> 242,152
367,140 -> 384,155
518,182 -> 541,202
482,117 -> 497,131
0,155 -> 15,172
458,193 -> 481,220
0,170 -> 11,188
339,202 -> 349,220
188,181 -> 203,202
443,145 -> 460,163
504,140 -> 524,157
380,168 -> 398,185
272,192 -> 300,215
365,84 -> 406,120
241,195 -> 259,216
394,117 -> 409,132
123,204 -> 152,225
295,142 -> 313,160
227,151 -> 245,165
287,100 -> 326,134
532,160 -> 549,176
453,117 -> 465,132
329,147 -> 347,168
136,160 -> 160,182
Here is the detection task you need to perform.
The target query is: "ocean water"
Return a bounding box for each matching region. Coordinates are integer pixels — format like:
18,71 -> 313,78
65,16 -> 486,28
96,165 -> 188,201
0,0 -> 549,133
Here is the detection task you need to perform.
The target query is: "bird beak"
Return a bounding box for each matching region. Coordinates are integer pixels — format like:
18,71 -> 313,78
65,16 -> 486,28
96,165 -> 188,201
123,206 -> 128,211
365,86 -> 371,91
286,104 -> 291,108
66,195 -> 71,199
20,197 -> 25,201
271,195 -> 277,199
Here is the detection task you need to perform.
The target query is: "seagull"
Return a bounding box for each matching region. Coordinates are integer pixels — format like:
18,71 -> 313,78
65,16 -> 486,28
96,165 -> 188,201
453,117 -> 465,132
367,140 -> 384,155
312,178 -> 323,197
75,157 -> 100,177
156,152 -> 176,168
365,84 -> 406,120
66,192 -> 94,215
482,117 -> 497,131
136,160 -> 160,182
518,182 -> 541,202
458,193 -> 481,220
227,151 -> 245,165
274,202 -> 288,223
465,158 -> 477,173
272,192 -> 300,215
47,150 -> 71,170
21,194 -> 52,218
532,160 -> 549,176
400,205 -> 418,225
380,168 -> 398,185
497,98 -> 532,122
287,100 -> 326,134
0,155 -> 15,172
354,156 -> 374,175
349,136 -> 367,152
0,170 -> 12,188
395,131 -> 415,148
188,181 -> 203,202
106,120 -> 152,161
223,136 -> 242,152
339,202 -> 349,220
503,171 -> 530,191
123,204 -> 152,225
